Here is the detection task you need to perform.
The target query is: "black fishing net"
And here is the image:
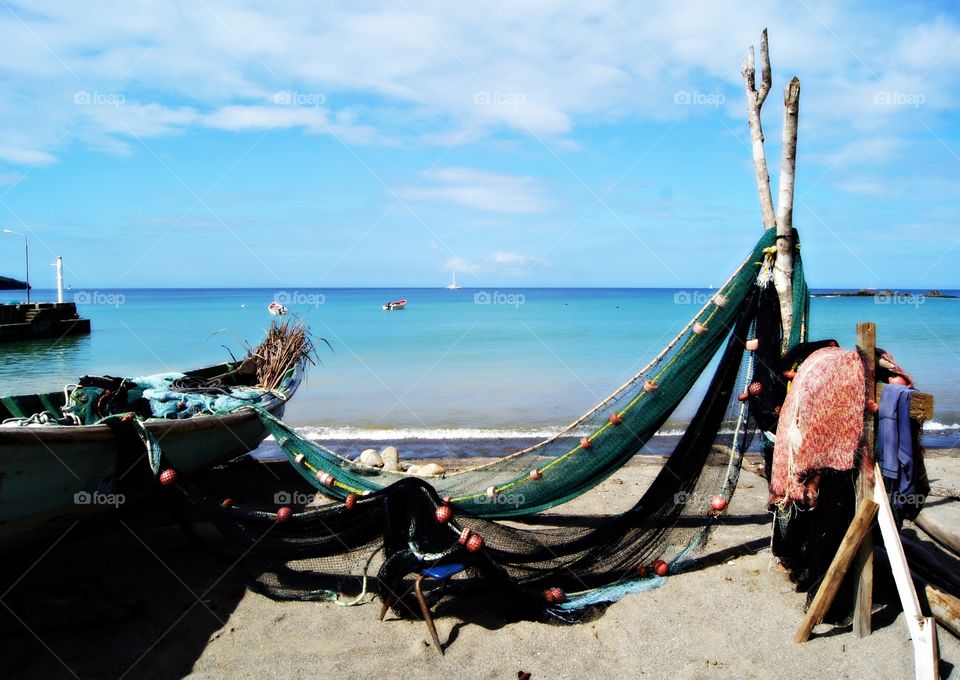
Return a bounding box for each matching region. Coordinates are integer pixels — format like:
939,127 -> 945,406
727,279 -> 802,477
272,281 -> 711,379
161,283 -> 782,621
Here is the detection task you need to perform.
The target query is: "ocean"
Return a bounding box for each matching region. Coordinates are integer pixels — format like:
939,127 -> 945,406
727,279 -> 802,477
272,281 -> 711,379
2,287 -> 958,457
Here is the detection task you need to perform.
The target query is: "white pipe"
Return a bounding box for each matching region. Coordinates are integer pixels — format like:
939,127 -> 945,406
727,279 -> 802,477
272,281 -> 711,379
56,256 -> 64,304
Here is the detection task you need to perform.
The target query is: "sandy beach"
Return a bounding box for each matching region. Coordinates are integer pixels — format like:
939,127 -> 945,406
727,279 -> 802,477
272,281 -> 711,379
3,451 -> 958,680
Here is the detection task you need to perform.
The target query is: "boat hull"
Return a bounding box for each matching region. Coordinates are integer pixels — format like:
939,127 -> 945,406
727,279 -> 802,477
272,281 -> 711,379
0,364 -> 303,552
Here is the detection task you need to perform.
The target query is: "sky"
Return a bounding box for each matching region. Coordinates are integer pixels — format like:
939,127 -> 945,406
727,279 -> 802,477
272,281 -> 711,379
0,1 -> 957,289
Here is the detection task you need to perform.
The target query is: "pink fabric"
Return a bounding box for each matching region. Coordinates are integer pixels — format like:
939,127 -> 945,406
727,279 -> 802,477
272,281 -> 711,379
770,347 -> 865,506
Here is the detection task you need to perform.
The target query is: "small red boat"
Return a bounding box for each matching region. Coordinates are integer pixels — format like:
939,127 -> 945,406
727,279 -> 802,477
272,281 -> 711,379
382,299 -> 407,311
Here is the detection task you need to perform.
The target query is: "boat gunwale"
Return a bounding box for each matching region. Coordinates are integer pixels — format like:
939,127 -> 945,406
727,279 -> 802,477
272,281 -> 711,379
0,361 -> 305,445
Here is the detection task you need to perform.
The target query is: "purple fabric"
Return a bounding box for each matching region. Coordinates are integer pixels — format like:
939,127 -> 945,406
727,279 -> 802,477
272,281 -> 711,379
878,383 -> 917,498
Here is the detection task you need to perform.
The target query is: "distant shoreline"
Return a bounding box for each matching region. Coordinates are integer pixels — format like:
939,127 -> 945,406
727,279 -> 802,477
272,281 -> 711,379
812,288 -> 959,299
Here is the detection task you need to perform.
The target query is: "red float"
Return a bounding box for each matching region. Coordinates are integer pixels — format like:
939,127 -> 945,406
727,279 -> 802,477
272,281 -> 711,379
158,469 -> 178,486
529,469 -> 542,480
435,505 -> 452,524
643,380 -> 659,393
737,391 -> 750,402
458,527 -> 472,545
442,496 -> 452,505
748,381 -> 763,396
866,399 -> 879,414
782,370 -> 797,380
710,496 -> 728,512
543,587 -> 565,604
745,338 -> 760,352
121,413 -> 135,423
609,412 -> 623,426
637,564 -> 649,577
345,494 -> 357,509
317,472 -> 334,488
889,375 -> 908,385
652,559 -> 669,576
465,533 -> 485,553
220,498 -> 234,508
773,405 -> 781,415
276,506 -> 293,522
693,322 -> 708,336
580,437 -> 592,450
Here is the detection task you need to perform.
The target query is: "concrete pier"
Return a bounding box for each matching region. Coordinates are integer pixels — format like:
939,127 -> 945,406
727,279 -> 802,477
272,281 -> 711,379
0,302 -> 91,342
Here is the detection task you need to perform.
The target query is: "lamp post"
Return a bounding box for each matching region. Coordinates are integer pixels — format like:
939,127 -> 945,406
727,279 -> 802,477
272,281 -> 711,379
2,229 -> 30,303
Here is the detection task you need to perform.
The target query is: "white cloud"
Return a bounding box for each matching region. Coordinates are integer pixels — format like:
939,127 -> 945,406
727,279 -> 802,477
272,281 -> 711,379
492,252 -> 531,265
406,168 -> 550,213
442,255 -> 479,274
0,2 -> 956,175
0,146 -> 57,166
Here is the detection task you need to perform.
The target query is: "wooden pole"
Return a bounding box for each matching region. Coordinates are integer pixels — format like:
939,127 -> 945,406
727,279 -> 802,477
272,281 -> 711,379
795,499 -> 879,643
741,29 -> 776,231
853,321 -> 877,637
774,77 -> 800,349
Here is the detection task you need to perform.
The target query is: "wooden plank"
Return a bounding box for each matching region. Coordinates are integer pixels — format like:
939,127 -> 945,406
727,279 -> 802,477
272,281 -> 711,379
875,384 -> 935,421
914,514 -> 960,558
795,498 -> 879,643
854,321 -> 877,638
925,585 -> 960,639
873,467 -> 940,679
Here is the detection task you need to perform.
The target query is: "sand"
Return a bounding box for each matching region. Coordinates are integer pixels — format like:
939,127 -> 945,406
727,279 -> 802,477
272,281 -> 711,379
3,454 -> 959,679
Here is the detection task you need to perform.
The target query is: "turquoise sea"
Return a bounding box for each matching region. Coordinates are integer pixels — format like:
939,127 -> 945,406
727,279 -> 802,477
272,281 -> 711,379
2,287 -> 958,456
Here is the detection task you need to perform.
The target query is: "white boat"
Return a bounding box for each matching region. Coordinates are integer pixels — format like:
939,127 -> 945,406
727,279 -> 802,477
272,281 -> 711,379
446,272 -> 461,290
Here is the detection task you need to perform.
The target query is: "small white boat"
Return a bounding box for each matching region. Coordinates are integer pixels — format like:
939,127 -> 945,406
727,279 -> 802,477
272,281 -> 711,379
268,302 -> 288,316
446,272 -> 461,290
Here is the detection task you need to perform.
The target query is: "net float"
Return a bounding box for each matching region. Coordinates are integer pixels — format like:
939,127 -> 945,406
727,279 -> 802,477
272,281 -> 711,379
220,498 -> 234,508
458,527 -> 473,545
637,564 -> 649,577
652,559 -> 669,576
435,505 -> 452,524
580,437 -> 592,450
782,370 -> 797,380
317,472 -> 334,488
486,486 -> 497,499
442,496 -> 452,505
710,496 -> 728,512
693,322 -> 708,336
737,391 -> 750,402
745,338 -> 760,351
276,506 -> 293,522
465,533 -> 485,553
643,380 -> 659,393
121,413 -> 135,423
609,412 -> 623,426
158,468 -> 178,486
773,405 -> 781,415
294,453 -> 306,465
747,381 -> 763,397
529,469 -> 542,480
713,293 -> 728,307
544,587 -> 565,604
345,494 -> 357,509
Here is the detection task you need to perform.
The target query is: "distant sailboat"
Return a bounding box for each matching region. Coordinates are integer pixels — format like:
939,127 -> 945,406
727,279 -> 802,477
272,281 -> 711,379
446,272 -> 462,290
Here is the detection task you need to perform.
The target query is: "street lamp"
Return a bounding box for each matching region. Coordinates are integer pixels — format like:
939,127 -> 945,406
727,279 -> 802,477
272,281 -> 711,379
2,229 -> 30,303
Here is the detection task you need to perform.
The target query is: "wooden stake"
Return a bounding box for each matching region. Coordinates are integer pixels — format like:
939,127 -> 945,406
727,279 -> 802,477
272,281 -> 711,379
853,321 -> 877,637
795,498 -> 879,643
871,466 -> 940,679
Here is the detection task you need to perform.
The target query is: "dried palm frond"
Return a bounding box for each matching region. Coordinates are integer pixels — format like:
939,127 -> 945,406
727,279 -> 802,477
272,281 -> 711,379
246,319 -> 322,389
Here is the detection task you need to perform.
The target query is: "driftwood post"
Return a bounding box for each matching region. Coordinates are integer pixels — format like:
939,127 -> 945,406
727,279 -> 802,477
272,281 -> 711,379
741,28 -> 800,350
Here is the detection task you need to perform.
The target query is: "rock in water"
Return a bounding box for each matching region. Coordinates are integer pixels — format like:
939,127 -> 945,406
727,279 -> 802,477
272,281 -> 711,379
357,449 -> 383,468
380,445 -> 401,472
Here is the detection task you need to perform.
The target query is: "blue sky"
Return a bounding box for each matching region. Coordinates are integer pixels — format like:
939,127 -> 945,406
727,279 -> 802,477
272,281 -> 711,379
0,1 -> 957,289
